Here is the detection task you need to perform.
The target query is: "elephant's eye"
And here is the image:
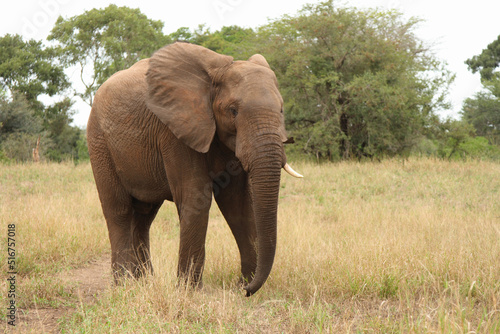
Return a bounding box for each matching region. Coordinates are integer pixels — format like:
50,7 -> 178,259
280,108 -> 284,114
229,107 -> 238,117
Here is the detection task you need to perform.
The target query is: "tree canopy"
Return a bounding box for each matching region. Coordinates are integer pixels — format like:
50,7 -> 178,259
0,34 -> 70,114
466,35 -> 500,82
0,35 -> 84,162
2,1 -> 499,162
168,24 -> 257,59
48,5 -> 169,106
254,2 -> 453,159
462,34 -> 500,147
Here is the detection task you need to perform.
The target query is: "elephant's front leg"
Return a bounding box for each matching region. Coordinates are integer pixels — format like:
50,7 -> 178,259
212,163 -> 257,285
175,185 -> 212,288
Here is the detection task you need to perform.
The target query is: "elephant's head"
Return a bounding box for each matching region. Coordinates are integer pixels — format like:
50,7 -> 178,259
146,42 -> 301,296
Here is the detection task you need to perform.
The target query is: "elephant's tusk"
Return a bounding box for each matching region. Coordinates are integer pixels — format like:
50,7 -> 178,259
283,163 -> 304,178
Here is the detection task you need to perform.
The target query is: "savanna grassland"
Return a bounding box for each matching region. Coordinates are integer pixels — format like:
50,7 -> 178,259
1,159 -> 499,333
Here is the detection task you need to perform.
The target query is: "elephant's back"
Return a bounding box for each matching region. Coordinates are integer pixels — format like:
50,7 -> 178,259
94,59 -> 150,114
90,59 -> 151,135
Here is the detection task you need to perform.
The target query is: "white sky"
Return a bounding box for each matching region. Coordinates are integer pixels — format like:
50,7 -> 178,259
1,0 -> 499,127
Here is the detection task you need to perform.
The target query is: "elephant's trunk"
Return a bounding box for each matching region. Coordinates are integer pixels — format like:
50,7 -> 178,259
241,136 -> 283,297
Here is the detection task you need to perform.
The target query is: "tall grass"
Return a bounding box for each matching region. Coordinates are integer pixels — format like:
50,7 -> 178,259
1,159 -> 499,332
0,163 -> 108,275
0,162 -> 109,313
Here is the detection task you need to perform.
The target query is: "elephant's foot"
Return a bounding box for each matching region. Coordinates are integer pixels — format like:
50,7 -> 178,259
176,273 -> 204,291
177,249 -> 206,290
111,258 -> 153,284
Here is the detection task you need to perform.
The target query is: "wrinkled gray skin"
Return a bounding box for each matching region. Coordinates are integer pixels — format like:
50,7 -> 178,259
87,42 -> 292,296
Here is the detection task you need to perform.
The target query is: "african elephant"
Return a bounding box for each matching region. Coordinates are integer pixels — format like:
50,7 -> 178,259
87,42 -> 302,296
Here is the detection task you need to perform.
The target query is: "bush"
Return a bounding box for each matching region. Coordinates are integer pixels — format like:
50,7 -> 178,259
413,138 -> 439,157
1,132 -> 44,162
0,150 -> 12,164
457,136 -> 500,160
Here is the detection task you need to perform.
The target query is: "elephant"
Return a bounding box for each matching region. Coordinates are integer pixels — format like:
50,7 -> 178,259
87,42 -> 302,297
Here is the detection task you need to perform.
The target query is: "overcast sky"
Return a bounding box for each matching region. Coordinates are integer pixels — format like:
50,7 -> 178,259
1,0 -> 499,127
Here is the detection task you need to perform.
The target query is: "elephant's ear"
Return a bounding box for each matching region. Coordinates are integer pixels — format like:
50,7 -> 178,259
146,42 -> 233,153
248,54 -> 271,69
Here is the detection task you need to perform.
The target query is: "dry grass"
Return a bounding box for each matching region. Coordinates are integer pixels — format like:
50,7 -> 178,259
1,159 -> 499,332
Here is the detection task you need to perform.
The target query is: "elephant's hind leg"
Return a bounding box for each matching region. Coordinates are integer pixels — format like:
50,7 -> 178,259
130,198 -> 162,277
99,192 -> 160,281
91,171 -> 136,280
89,137 -> 157,281
104,197 -> 160,281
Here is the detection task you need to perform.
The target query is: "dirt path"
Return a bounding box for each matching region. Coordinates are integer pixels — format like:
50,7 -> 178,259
12,256 -> 111,333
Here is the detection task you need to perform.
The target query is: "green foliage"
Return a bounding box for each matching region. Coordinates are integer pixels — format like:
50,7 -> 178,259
168,27 -> 194,41
255,1 -> 453,160
48,5 -> 169,106
0,89 -> 85,162
0,34 -> 70,114
2,3 -> 498,163
463,35 -> 500,148
458,136 -> 500,160
76,132 -> 89,161
413,138 -> 439,157
42,97 -> 88,162
0,93 -> 42,135
0,150 -> 11,163
0,93 -> 43,161
421,118 -> 500,161
1,132 -> 44,162
168,25 -> 256,59
44,115 -> 82,162
465,34 -> 500,82
436,119 -> 476,160
0,34 -> 84,163
462,90 -> 500,145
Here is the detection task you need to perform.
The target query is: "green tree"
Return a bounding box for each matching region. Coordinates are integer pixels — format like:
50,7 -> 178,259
197,25 -> 256,58
463,35 -> 500,146
0,92 -> 85,162
0,34 -> 70,114
438,119 -> 475,160
465,35 -> 500,82
0,34 -> 86,162
168,27 -> 194,42
462,90 -> 500,145
256,1 -> 453,160
0,93 -> 41,136
429,118 -> 500,161
43,97 -> 86,162
0,93 -> 43,161
49,5 -> 169,106
168,25 -> 256,59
